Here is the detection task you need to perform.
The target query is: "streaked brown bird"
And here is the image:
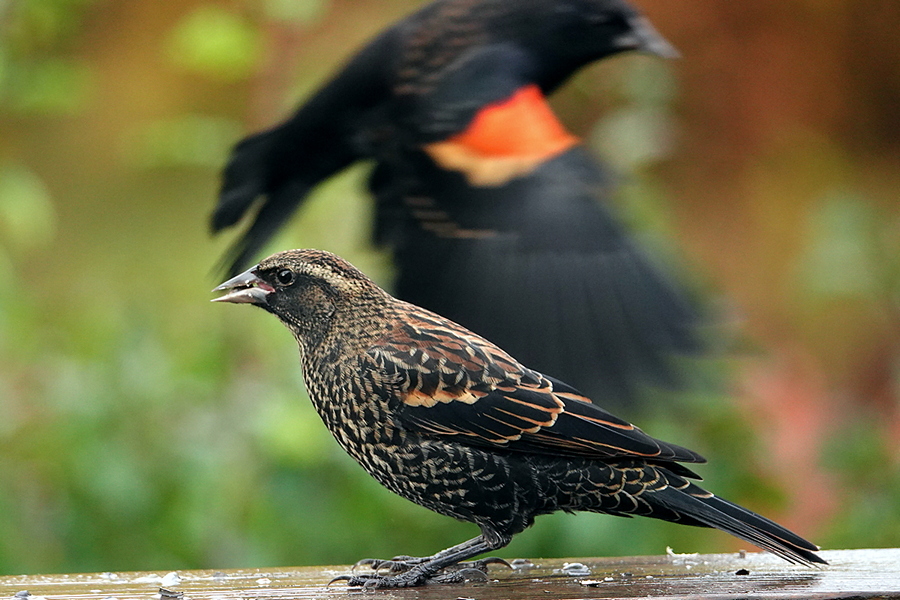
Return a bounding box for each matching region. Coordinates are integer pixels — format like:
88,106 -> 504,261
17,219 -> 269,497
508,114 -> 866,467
213,0 -> 699,408
213,249 -> 824,589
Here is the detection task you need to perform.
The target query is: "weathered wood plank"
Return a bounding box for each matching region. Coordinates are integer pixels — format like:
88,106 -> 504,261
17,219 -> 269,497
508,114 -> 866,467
1,549 -> 897,600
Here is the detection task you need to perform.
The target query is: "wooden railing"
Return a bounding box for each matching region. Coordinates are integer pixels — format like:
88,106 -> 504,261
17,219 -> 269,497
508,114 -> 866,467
1,549 -> 897,599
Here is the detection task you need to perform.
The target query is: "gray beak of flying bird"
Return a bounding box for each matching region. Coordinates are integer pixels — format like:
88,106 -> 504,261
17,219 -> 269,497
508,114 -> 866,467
616,15 -> 680,59
211,267 -> 273,305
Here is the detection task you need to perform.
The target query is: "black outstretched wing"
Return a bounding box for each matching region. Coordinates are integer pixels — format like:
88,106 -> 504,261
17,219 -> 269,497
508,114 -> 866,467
212,27 -> 400,276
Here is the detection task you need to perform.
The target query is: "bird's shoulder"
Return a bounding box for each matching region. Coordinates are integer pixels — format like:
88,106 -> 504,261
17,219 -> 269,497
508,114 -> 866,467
363,300 -> 528,392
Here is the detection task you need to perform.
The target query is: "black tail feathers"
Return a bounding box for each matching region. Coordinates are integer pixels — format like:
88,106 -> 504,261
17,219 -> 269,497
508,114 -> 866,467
654,478 -> 826,567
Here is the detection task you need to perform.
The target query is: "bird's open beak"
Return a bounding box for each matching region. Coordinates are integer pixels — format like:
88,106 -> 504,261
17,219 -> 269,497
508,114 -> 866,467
615,16 -> 680,59
211,268 -> 274,305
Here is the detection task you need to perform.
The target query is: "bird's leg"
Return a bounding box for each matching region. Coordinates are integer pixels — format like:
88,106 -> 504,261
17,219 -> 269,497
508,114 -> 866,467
333,532 -> 510,588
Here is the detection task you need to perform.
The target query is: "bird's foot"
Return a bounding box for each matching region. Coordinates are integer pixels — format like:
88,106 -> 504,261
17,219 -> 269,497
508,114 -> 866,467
353,555 -> 510,575
328,571 -> 429,589
352,555 -> 426,573
334,557 -> 508,588
330,567 -> 489,589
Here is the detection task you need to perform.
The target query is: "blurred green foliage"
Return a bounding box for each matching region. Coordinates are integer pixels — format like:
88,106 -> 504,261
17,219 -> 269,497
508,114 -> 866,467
0,0 -> 97,114
0,164 -> 56,249
0,0 -> 898,577
822,414 -> 900,550
165,6 -> 262,82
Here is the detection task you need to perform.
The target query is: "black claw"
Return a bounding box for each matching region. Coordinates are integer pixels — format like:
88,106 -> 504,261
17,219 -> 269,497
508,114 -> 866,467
351,558 -> 382,571
326,574 -> 354,587
474,556 -> 513,570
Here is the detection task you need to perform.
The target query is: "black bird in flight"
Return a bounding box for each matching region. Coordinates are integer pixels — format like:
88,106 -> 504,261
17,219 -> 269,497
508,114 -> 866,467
213,249 -> 825,589
212,0 -> 701,408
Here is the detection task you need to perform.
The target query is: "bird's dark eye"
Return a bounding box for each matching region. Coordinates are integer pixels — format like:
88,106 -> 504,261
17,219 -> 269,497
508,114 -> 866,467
275,268 -> 295,286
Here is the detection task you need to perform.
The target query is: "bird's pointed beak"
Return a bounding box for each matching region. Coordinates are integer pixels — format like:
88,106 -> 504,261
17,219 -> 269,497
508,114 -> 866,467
211,267 -> 274,305
615,15 -> 680,59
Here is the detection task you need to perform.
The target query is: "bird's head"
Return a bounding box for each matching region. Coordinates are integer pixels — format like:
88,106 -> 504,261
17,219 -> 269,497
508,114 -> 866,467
512,0 -> 678,87
213,249 -> 390,353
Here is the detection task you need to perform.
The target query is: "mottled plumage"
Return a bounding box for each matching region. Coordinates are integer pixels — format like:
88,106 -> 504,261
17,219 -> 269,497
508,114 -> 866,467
212,0 -> 697,407
213,249 -> 825,588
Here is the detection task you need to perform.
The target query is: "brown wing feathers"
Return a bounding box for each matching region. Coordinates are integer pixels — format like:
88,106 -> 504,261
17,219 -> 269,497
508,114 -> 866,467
378,304 -> 705,465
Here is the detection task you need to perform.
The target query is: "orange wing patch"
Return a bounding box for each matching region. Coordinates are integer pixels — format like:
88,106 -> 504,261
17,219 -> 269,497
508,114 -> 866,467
404,387 -> 483,408
424,84 -> 579,186
554,391 -> 595,405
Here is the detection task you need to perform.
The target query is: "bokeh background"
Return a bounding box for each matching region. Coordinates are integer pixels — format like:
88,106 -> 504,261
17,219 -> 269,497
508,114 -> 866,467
1,0 -> 898,575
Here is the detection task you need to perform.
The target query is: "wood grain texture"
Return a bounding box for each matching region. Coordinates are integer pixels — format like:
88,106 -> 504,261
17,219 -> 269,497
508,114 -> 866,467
1,549 -> 897,600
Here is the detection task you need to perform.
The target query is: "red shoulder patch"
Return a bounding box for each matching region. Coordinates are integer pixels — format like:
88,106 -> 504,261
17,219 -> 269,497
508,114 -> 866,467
424,84 -> 579,186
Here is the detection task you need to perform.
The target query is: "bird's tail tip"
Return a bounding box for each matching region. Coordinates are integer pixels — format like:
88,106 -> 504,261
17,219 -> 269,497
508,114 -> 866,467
656,479 -> 827,569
